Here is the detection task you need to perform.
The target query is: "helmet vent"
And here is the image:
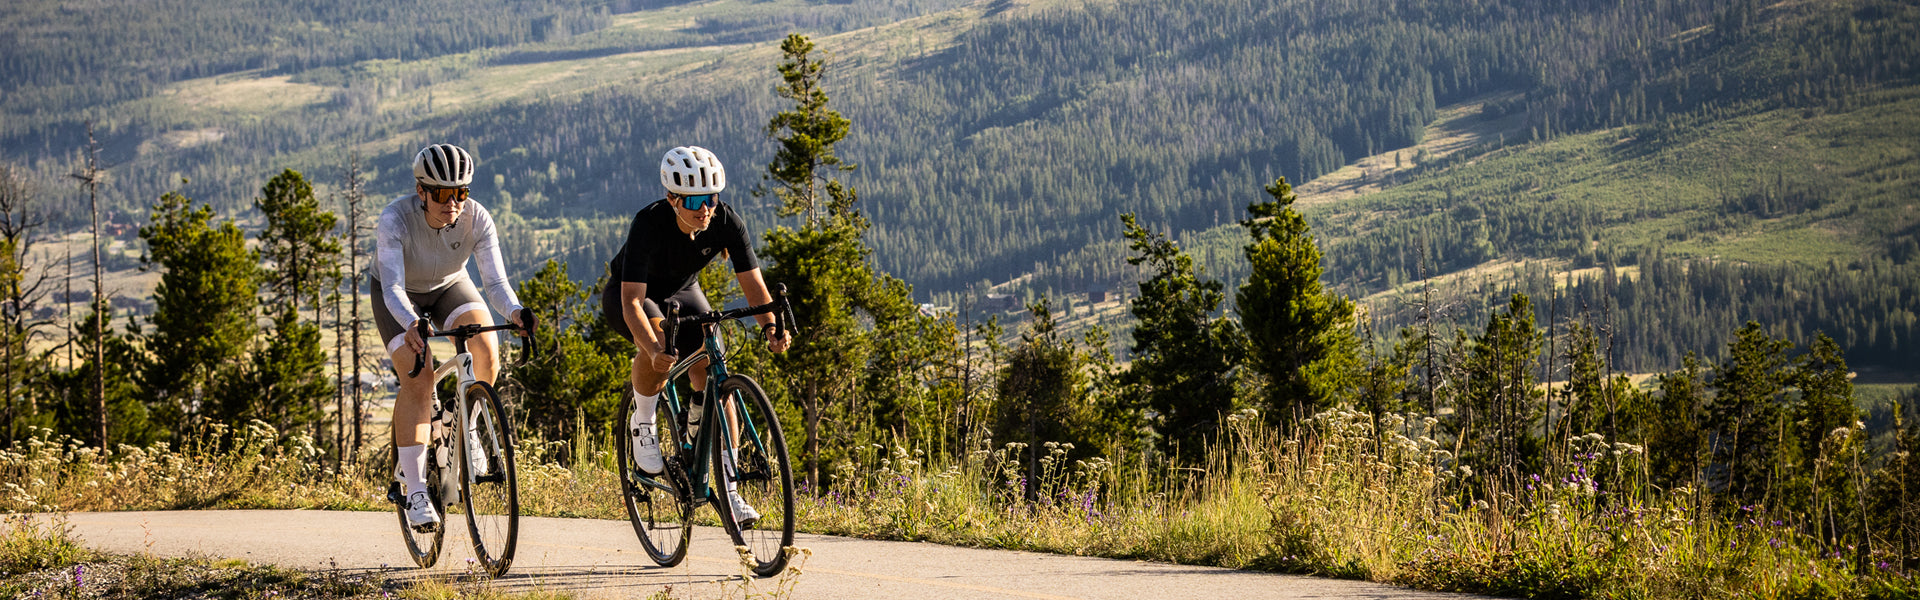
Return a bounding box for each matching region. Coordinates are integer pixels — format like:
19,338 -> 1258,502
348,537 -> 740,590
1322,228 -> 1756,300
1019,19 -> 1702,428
673,173 -> 683,186
699,168 -> 708,188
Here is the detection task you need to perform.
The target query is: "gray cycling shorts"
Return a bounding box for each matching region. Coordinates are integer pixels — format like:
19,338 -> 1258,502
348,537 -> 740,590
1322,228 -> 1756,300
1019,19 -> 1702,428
370,276 -> 489,355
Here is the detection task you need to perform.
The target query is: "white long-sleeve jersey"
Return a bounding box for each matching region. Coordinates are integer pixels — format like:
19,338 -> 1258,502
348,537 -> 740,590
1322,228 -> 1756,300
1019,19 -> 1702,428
372,194 -> 523,328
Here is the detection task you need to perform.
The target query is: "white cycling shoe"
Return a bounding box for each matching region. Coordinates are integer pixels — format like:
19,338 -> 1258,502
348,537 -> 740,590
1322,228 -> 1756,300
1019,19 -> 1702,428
404,491 -> 441,533
632,424 -> 665,475
728,491 -> 760,528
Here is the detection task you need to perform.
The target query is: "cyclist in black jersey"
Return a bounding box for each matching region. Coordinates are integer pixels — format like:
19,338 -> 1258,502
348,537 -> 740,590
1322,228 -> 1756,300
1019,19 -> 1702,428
601,146 -> 790,523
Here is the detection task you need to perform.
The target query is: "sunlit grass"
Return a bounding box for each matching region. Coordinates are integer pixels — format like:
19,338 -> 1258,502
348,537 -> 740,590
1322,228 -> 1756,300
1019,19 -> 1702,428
4,411 -> 1917,599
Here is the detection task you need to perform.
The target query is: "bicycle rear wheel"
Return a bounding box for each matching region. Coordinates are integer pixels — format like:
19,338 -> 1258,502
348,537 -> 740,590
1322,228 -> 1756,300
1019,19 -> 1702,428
388,444 -> 445,568
618,390 -> 694,566
458,381 -> 519,578
711,375 -> 795,577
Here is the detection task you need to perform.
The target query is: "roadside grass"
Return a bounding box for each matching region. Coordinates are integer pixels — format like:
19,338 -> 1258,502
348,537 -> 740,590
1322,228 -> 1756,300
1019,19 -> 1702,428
0,511 -> 522,599
5,412 -> 1918,599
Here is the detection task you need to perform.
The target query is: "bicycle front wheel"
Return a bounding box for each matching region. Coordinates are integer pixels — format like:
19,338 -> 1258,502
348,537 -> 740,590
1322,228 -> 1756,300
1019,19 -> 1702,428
387,443 -> 445,568
458,381 -> 519,578
618,390 -> 693,567
712,375 -> 795,577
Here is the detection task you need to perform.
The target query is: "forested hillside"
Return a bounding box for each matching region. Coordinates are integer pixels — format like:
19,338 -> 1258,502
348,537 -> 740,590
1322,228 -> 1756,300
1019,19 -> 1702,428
1,0 -> 1917,374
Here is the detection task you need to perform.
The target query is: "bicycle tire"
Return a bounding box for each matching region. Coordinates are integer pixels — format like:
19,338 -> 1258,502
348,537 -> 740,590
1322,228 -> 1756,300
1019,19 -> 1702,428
458,381 -> 519,578
618,390 -> 694,566
388,443 -> 445,568
711,375 -> 795,577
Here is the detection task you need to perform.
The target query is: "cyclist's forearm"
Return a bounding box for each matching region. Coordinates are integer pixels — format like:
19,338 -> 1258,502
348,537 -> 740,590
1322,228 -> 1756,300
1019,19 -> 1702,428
470,207 -> 524,317
621,282 -> 665,353
735,268 -> 776,326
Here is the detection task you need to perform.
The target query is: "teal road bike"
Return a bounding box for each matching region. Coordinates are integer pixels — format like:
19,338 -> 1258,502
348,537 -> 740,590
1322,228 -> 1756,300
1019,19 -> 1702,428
616,285 -> 798,577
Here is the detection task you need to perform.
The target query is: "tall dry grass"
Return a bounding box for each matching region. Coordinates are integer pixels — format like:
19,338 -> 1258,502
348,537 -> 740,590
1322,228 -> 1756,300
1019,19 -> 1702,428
4,411 -> 1916,599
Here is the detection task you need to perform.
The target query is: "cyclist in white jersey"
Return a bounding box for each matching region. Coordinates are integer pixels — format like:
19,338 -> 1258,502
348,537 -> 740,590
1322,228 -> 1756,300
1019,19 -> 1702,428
375,143 -> 529,532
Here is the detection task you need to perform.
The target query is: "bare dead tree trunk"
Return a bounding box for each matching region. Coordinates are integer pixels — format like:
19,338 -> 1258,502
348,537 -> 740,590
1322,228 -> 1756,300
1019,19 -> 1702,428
63,245 -> 72,371
346,154 -> 367,461
333,286 -> 345,469
70,123 -> 108,448
804,381 -> 820,493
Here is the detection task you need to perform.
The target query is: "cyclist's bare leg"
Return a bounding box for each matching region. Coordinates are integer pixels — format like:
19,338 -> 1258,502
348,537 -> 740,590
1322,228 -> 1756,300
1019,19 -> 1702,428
630,340 -> 709,394
449,309 -> 500,385
390,343 -> 436,447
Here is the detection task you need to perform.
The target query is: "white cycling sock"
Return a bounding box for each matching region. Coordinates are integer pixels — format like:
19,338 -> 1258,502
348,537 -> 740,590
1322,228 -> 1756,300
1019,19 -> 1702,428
398,444 -> 429,496
630,388 -> 658,431
722,449 -> 739,494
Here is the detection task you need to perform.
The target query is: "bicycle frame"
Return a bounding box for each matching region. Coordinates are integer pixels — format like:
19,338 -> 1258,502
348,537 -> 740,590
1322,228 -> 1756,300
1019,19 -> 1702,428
636,299 -> 786,507
671,323 -> 758,502
427,343 -> 481,475
407,320 -> 534,482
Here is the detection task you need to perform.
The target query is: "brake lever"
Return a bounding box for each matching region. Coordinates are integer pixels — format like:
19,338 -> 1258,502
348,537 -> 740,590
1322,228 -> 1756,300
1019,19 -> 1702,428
407,319 -> 433,378
516,310 -> 539,366
660,300 -> 680,358
774,283 -> 795,341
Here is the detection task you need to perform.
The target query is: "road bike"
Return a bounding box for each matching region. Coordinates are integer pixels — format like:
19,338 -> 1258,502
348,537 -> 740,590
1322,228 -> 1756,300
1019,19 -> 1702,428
386,315 -> 536,578
616,285 -> 797,577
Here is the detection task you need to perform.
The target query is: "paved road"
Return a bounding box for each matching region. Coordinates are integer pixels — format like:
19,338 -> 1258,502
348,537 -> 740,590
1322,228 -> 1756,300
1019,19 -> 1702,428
58,510 -> 1483,599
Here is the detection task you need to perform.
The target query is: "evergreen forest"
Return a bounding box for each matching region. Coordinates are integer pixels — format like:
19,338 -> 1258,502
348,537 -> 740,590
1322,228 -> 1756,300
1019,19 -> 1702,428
1,0 -> 1919,594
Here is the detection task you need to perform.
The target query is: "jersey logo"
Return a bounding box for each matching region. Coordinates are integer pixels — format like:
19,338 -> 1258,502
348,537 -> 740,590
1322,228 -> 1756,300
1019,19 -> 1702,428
453,242 -> 463,250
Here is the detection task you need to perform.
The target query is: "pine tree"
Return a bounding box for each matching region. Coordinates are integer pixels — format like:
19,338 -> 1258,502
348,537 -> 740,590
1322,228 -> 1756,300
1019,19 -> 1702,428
1647,353 -> 1709,492
757,33 -> 891,491
1705,321 -> 1794,506
254,168 -> 341,444
47,310 -> 151,445
762,34 -> 854,227
1237,177 -> 1358,429
0,164 -> 50,444
255,169 -> 342,318
1794,332 -> 1862,545
994,298 -> 1092,500
1454,293 -> 1545,480
220,311 -> 326,432
1120,212 -> 1241,460
514,259 -> 627,439
139,191 -> 259,434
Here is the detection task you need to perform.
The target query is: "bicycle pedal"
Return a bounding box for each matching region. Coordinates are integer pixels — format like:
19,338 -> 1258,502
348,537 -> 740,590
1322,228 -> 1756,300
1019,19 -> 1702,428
386,482 -> 405,506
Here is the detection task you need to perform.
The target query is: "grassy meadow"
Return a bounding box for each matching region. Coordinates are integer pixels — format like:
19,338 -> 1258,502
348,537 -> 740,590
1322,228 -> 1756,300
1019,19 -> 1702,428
3,408 -> 1916,599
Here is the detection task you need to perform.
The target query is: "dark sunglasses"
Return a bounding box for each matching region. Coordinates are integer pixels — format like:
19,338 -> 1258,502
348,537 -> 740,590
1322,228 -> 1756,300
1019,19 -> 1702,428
425,186 -> 469,204
676,193 -> 717,210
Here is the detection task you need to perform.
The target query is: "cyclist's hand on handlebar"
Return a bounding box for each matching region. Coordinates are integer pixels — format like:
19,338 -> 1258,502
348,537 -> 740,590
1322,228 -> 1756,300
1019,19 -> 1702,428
763,323 -> 792,353
641,342 -> 676,373
403,319 -> 428,354
510,308 -> 531,333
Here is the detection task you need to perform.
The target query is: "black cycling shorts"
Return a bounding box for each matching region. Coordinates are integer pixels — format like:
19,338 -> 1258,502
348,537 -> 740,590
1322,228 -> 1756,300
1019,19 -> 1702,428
600,281 -> 717,358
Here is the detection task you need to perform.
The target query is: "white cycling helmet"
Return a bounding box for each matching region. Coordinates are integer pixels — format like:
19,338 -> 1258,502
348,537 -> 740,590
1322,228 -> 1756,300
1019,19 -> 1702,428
659,146 -> 726,195
413,143 -> 475,188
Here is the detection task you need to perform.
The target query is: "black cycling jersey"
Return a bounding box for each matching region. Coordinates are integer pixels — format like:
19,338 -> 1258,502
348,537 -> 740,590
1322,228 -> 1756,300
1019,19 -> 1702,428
609,198 -> 759,300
